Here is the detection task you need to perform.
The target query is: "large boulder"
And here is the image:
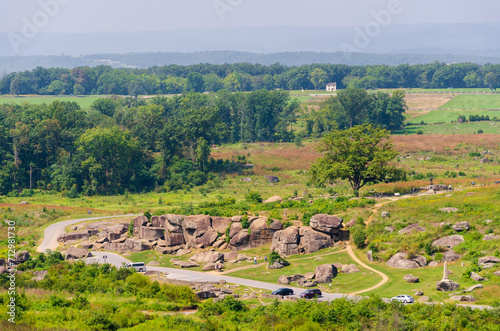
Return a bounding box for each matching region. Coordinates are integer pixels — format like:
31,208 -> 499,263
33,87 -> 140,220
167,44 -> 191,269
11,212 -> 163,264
386,252 -> 427,269
309,214 -> 343,235
470,272 -> 484,281
398,224 -> 426,235
432,235 -> 464,249
133,215 -> 149,228
436,280 -> 460,292
123,239 -> 153,252
229,222 -> 243,238
229,231 -> 251,250
173,260 -> 200,268
278,275 -> 291,284
211,217 -> 232,234
298,227 -> 334,254
190,251 -> 224,263
15,251 -> 30,263
270,226 -> 300,256
164,232 -> 185,247
151,215 -> 167,228
367,250 -> 373,262
478,256 -> 500,269
264,175 -> 279,183
182,215 -> 218,248
314,264 -> 338,283
443,251 -> 462,262
452,222 -> 470,232
107,224 -> 129,241
268,259 -> 290,269
65,247 -> 92,260
57,230 -> 91,243
341,264 -> 360,274
164,214 -> 185,233
137,227 -> 165,241
263,196 -> 283,204
403,274 -> 419,283
483,234 -> 500,241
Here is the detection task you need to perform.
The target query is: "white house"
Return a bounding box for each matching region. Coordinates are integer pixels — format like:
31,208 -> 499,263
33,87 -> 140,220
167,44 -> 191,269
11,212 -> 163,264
326,82 -> 337,91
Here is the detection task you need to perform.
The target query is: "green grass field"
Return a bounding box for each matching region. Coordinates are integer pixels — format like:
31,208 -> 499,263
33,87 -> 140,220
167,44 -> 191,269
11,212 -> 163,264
397,122 -> 500,135
0,96 -> 104,110
411,109 -> 500,124
439,95 -> 500,110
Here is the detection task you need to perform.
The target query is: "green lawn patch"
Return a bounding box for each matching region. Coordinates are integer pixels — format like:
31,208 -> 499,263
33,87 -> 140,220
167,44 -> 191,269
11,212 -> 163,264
440,95 -> 500,110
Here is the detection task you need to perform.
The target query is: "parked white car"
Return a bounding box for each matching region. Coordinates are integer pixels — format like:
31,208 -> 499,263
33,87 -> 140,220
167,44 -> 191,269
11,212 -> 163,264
391,295 -> 414,303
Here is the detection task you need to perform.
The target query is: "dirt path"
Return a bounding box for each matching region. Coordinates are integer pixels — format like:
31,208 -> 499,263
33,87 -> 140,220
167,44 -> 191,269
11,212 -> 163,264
346,245 -> 389,295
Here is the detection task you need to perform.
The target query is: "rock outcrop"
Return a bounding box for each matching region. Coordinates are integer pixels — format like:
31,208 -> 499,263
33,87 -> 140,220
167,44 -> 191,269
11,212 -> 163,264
271,214 -> 345,257
452,222 -> 470,232
436,280 -> 460,292
478,256 -> 500,269
309,214 -> 343,237
398,224 -> 426,235
314,264 -> 338,283
403,274 -> 419,283
190,251 -> 224,264
432,235 -> 464,249
386,252 -> 427,269
65,247 -> 92,260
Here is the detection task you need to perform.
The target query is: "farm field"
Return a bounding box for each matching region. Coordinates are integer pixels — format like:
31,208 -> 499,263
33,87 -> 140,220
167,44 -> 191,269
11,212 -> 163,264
410,109 -> 499,124
0,95 -> 103,110
439,94 -> 500,110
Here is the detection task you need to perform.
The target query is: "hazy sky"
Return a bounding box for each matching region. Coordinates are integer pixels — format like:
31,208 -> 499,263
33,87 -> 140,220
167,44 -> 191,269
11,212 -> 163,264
1,0 -> 499,33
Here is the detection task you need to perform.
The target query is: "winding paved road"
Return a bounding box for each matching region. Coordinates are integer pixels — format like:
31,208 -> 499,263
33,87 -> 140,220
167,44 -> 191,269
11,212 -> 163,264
87,251 -> 354,301
37,214 -> 139,253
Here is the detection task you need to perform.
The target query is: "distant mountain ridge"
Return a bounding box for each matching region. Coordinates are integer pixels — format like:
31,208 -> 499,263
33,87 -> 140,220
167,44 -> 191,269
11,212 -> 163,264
2,22 -> 500,73
1,51 -> 500,74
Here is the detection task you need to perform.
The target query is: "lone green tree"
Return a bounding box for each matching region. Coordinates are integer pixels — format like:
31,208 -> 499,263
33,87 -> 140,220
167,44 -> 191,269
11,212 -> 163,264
484,72 -> 499,91
309,124 -> 404,195
310,68 -> 328,90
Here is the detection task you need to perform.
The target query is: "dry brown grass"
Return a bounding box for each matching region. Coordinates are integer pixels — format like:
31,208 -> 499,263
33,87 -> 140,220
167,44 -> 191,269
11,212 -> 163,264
212,143 -> 321,172
213,134 -> 498,170
405,93 -> 454,109
366,177 -> 500,194
391,134 -> 500,154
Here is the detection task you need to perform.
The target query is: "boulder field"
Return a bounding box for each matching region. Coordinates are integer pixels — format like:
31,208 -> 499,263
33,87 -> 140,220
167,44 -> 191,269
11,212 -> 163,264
69,213 -> 347,255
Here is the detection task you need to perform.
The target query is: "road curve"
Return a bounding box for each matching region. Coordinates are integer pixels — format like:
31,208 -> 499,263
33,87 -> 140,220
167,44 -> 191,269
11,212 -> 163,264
86,252 -> 354,302
346,245 -> 389,295
37,214 -> 139,253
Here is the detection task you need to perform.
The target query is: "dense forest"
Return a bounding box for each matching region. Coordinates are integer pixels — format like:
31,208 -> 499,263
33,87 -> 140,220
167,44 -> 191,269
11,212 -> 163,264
0,90 -> 298,196
1,62 -> 500,96
0,87 -> 406,196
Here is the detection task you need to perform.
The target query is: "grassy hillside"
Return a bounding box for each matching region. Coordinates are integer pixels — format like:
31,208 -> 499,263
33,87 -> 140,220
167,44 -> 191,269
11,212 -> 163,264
439,95 -> 500,110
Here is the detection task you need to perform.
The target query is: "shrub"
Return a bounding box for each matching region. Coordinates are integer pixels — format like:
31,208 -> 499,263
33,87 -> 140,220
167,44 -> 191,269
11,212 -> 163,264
434,253 -> 444,262
268,251 -> 289,267
245,191 -> 262,204
417,130 -> 424,135
351,226 -> 367,248
241,215 -> 250,229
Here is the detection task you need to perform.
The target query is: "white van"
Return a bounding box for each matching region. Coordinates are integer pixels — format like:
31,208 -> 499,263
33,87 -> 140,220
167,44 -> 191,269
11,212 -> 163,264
125,262 -> 146,272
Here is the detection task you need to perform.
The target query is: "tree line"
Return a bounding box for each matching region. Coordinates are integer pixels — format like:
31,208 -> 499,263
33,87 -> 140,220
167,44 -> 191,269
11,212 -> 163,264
2,62 -> 500,96
0,90 -> 300,195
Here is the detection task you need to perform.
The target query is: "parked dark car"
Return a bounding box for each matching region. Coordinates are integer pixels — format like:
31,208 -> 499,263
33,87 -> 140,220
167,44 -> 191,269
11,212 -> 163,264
271,288 -> 294,296
299,289 -> 322,299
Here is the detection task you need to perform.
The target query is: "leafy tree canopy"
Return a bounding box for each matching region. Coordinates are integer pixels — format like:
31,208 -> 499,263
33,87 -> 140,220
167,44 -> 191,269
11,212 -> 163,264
309,124 -> 405,194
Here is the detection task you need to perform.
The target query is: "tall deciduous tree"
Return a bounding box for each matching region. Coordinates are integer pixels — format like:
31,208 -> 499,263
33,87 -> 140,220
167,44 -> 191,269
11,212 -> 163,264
485,72 -> 499,91
310,68 -> 328,90
309,124 -> 405,194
